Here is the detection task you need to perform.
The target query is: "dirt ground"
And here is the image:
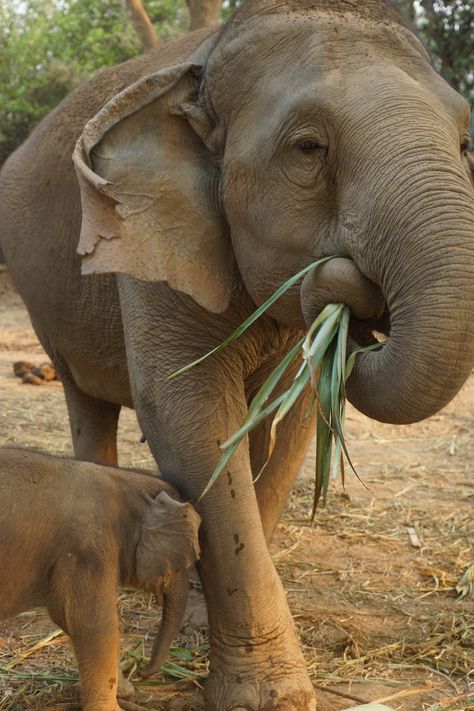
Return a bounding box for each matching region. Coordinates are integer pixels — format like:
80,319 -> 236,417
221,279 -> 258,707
0,266 -> 472,711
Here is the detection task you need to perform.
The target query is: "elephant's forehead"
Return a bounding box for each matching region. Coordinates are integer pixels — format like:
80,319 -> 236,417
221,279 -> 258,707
207,12 -> 427,106
213,25 -> 430,145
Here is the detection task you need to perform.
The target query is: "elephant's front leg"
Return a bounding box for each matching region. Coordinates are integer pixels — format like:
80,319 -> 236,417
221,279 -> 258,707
144,383 -> 314,711
118,285 -> 315,711
247,355 -> 317,541
193,441 -> 315,711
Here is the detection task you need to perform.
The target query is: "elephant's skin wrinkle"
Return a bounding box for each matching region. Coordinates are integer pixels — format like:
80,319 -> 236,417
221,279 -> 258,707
0,448 -> 200,711
1,2 -> 474,710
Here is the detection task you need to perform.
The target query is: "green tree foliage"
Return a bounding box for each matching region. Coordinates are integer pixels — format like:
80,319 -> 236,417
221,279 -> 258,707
0,0 -> 472,165
416,1 -> 473,106
398,1 -> 473,136
0,0 -> 188,164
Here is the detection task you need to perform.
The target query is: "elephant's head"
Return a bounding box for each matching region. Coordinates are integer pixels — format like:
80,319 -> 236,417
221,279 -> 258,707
73,0 -> 474,426
135,491 -> 201,675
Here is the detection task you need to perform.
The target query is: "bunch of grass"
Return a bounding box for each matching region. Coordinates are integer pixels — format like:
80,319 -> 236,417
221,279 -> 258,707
170,257 -> 381,513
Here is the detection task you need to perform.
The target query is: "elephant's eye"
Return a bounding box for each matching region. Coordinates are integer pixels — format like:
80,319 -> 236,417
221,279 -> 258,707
461,140 -> 470,153
297,139 -> 322,153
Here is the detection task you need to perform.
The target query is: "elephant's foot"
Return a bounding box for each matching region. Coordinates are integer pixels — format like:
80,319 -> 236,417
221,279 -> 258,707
204,632 -> 315,711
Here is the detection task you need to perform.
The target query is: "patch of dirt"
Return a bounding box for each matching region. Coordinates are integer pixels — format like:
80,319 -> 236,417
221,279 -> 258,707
0,267 -> 472,711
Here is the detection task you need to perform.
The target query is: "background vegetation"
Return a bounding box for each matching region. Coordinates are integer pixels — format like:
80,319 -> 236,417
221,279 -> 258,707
0,0 -> 472,165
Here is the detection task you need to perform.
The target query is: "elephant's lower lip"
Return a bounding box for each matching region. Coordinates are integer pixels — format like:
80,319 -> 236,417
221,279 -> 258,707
348,308 -> 390,348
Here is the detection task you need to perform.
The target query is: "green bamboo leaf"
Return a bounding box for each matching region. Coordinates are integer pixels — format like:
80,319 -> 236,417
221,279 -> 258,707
220,391 -> 287,450
170,251 -> 386,506
304,392 -> 317,419
220,336 -> 304,450
159,661 -> 202,679
328,308 -> 350,477
169,647 -> 195,660
345,341 -> 382,379
314,417 -> 330,514
321,431 -> 333,506
313,351 -> 334,516
202,392 -> 288,498
331,436 -> 343,481
197,440 -> 241,502
336,307 -> 350,390
331,405 -> 358,477
302,303 -> 342,355
331,403 -> 370,493
271,368 -> 311,433
306,318 -> 341,390
229,336 -> 304,429
304,306 -> 343,362
169,256 -> 335,379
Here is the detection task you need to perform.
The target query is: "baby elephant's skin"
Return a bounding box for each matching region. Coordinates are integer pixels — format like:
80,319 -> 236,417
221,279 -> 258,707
0,448 -> 201,711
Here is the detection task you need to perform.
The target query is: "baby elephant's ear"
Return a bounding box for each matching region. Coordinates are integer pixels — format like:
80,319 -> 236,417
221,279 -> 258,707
136,491 -> 201,586
73,61 -> 235,314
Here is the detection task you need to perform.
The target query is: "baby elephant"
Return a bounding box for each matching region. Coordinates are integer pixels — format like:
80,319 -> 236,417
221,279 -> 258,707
0,447 -> 201,711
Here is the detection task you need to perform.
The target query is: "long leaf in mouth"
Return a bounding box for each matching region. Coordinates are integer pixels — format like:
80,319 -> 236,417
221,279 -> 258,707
170,257 -> 386,507
168,256 -> 335,379
313,348 -> 334,518
220,337 -> 305,450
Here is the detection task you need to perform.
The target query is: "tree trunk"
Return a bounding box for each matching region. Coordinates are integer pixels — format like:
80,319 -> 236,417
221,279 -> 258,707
120,0 -> 159,50
186,0 -> 222,31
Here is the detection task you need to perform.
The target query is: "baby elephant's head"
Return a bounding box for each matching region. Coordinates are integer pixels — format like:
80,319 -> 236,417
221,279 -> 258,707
135,491 -> 201,677
136,490 -> 201,587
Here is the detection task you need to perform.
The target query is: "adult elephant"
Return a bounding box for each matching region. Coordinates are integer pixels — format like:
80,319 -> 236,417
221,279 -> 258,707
1,1 -> 473,709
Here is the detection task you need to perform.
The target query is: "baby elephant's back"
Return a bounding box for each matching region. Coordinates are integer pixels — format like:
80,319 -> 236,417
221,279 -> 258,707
0,447 -> 95,515
0,448 -> 113,617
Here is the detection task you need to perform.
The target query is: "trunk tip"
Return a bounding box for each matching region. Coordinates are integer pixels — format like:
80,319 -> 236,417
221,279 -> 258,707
138,663 -> 159,679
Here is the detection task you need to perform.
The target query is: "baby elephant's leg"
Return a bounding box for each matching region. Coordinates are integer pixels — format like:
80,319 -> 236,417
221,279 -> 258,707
74,631 -> 122,711
48,557 -> 124,711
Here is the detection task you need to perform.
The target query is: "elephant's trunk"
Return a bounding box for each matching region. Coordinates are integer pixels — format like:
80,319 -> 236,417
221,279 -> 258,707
353,138 -> 474,423
302,129 -> 474,424
347,225 -> 474,424
139,571 -> 189,678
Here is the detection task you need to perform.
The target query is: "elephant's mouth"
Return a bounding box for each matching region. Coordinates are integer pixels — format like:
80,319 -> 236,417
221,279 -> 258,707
348,307 -> 391,348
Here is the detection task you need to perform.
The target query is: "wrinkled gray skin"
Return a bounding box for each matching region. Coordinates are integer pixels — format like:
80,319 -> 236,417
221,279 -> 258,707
0,449 -> 201,711
0,1 -> 473,709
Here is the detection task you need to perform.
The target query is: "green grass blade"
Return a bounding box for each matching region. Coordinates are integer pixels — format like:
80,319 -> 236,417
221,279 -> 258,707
169,256 -> 335,379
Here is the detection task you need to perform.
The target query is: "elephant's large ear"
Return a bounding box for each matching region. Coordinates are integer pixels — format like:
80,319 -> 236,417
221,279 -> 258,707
136,492 -> 201,586
73,62 -> 234,313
